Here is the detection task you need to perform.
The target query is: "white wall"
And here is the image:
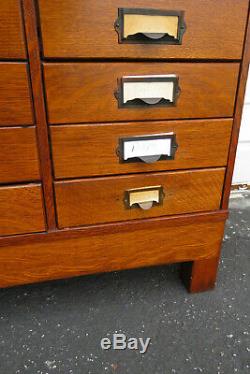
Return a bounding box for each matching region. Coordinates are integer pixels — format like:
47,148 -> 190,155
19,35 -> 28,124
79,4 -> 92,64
233,66 -> 250,184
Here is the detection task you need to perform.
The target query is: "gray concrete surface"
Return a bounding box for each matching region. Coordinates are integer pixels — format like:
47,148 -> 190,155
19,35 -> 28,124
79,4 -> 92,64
0,192 -> 249,374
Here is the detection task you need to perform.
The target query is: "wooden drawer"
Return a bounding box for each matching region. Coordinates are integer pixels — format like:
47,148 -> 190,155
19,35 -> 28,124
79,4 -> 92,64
0,184 -> 45,236
0,127 -> 40,183
55,168 -> 225,228
38,0 -> 248,60
51,119 -> 232,179
0,0 -> 26,59
44,62 -> 239,124
0,63 -> 33,126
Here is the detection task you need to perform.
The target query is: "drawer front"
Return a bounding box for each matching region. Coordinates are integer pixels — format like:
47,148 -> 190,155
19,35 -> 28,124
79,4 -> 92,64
44,63 -> 239,124
51,119 -> 232,179
0,0 -> 26,59
0,64 -> 33,126
38,0 -> 248,60
0,184 -> 45,236
55,168 -> 225,228
0,127 -> 40,183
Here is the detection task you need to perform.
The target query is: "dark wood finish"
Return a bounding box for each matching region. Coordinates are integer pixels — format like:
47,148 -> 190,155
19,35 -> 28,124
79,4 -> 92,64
0,127 -> 40,183
44,62 -> 239,124
0,0 -> 26,59
22,0 -> 57,230
51,119 -> 232,179
222,10 -> 250,209
0,214 -> 226,288
37,0 -> 248,60
0,63 -> 33,126
55,168 -> 225,228
0,183 -> 45,236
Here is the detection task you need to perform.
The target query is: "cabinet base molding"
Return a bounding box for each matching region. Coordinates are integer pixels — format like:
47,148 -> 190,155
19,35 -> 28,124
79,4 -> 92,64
0,211 -> 227,290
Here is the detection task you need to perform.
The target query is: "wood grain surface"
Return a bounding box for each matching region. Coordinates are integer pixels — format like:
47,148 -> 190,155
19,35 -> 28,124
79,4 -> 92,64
37,0 -> 248,59
0,127 -> 40,183
0,214 -> 226,288
0,0 -> 26,59
44,62 -> 239,124
51,119 -> 232,179
222,10 -> 250,209
55,168 -> 225,228
22,0 -> 57,230
0,184 -> 45,236
0,209 -> 228,247
0,63 -> 33,126
181,256 -> 222,293
0,0 -> 247,291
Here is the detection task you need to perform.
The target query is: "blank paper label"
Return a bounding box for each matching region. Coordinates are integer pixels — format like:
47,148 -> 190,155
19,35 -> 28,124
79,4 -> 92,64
129,188 -> 160,206
123,14 -> 179,39
123,80 -> 174,103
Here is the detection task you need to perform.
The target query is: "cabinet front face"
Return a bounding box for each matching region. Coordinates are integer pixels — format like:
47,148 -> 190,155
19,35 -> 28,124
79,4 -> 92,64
43,62 -> 239,124
38,0 -> 249,60
0,0 -> 247,292
0,218 -> 226,288
0,64 -> 34,126
51,119 -> 232,179
0,184 -> 45,236
55,168 -> 225,228
0,0 -> 26,59
0,127 -> 40,183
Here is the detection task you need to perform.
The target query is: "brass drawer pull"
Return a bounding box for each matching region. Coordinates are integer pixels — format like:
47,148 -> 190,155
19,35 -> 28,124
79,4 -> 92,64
115,75 -> 180,108
115,8 -> 186,44
124,186 -> 164,210
118,133 -> 178,164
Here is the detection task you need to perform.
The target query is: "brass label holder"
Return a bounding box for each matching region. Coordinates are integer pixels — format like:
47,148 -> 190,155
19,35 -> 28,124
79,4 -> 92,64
124,186 -> 164,210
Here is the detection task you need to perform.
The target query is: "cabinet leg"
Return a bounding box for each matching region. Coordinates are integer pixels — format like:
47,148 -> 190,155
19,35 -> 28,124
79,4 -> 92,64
180,256 -> 220,293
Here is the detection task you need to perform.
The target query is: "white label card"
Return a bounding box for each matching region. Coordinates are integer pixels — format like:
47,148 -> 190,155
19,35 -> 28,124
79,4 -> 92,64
123,81 -> 174,103
123,136 -> 172,160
